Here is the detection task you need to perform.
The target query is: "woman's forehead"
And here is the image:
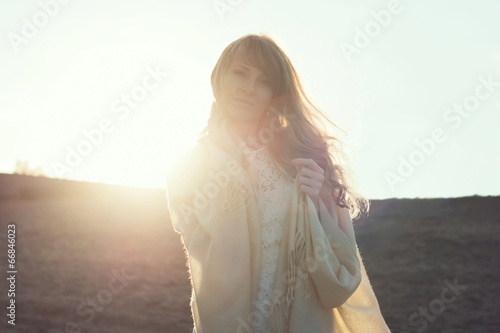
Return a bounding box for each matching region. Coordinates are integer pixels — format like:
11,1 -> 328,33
231,47 -> 265,72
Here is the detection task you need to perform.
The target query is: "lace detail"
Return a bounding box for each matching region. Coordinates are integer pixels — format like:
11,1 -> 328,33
246,146 -> 294,333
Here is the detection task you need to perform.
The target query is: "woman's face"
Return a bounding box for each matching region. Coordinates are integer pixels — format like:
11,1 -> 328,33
220,49 -> 274,123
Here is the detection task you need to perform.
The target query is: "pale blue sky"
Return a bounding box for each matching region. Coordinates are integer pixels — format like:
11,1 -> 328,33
0,0 -> 499,199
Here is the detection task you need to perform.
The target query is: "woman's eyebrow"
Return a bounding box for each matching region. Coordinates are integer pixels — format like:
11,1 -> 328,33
236,64 -> 251,70
235,64 -> 268,78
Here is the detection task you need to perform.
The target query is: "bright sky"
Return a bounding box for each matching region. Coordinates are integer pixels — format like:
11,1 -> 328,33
1,0 -> 499,199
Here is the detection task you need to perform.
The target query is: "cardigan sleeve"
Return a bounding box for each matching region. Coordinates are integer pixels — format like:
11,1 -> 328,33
165,144 -> 208,247
165,143 -> 254,331
302,183 -> 362,309
165,143 -> 251,277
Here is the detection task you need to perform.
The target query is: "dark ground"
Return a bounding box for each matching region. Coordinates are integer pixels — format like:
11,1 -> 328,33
0,173 -> 498,332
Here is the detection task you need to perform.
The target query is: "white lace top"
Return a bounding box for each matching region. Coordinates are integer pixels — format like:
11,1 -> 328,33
246,146 -> 294,333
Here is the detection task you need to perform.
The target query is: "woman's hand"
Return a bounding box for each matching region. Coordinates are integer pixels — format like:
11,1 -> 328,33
291,158 -> 330,214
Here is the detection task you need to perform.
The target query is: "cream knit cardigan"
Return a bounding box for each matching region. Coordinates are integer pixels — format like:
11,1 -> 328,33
166,115 -> 391,333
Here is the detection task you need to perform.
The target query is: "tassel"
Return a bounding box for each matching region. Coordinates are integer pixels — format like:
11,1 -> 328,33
281,229 -> 307,332
272,296 -> 287,333
273,191 -> 312,332
295,230 -> 310,300
304,273 -> 311,299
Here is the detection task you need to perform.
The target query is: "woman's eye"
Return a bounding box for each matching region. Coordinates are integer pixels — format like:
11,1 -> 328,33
234,70 -> 245,76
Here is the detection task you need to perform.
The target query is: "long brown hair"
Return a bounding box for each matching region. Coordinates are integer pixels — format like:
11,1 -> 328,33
199,33 -> 369,220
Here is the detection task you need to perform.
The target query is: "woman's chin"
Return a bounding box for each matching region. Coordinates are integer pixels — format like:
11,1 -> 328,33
227,109 -> 260,122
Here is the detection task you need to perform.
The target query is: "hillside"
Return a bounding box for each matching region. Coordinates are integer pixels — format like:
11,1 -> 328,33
0,173 -> 498,332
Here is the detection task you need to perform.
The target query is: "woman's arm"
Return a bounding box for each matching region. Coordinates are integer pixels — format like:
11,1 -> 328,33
304,191 -> 362,309
165,143 -> 254,318
293,161 -> 361,309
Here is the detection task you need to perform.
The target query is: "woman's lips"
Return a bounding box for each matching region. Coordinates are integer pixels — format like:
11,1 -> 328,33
234,98 -> 253,107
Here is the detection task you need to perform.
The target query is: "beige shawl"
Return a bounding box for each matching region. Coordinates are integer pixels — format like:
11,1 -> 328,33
166,115 -> 391,332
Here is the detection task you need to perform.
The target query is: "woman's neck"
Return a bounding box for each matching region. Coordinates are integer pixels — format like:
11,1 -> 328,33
227,115 -> 266,150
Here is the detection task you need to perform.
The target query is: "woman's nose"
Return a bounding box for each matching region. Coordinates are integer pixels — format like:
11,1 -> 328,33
242,78 -> 256,94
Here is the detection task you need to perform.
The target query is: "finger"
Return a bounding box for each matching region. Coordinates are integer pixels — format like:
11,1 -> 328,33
299,184 -> 321,198
298,175 -> 323,192
298,166 -> 325,183
292,158 -> 324,174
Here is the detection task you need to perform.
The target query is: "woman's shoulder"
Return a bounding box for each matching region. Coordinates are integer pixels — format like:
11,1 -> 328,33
175,140 -> 208,165
166,141 -> 210,199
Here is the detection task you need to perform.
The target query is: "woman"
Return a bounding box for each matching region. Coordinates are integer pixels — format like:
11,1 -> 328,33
166,33 -> 391,333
